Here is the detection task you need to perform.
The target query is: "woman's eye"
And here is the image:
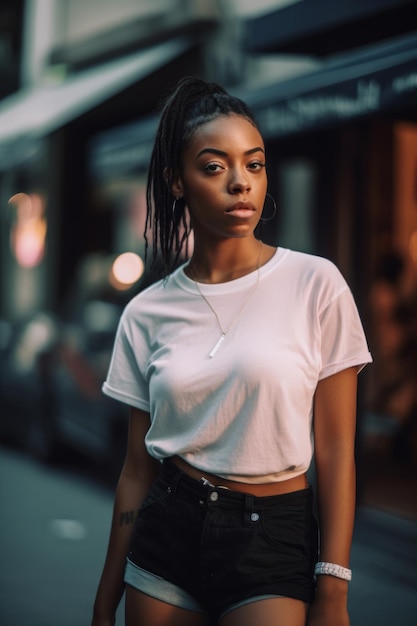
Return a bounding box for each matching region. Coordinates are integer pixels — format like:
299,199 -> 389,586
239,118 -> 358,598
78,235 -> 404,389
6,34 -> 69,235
248,162 -> 265,171
204,163 -> 223,173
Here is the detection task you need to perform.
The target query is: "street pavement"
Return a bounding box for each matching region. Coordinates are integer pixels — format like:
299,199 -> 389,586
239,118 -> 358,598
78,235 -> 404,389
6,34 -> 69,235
0,445 -> 416,625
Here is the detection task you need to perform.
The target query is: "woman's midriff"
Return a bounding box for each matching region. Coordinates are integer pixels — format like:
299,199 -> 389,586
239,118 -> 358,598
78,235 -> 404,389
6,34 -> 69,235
169,455 -> 308,497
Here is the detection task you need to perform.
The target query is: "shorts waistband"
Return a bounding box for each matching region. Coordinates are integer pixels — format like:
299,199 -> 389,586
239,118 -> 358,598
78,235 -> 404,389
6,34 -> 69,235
161,459 -> 311,511
169,455 -> 308,496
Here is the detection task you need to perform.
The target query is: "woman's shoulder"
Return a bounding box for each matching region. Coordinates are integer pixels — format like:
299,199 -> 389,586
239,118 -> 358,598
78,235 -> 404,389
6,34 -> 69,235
279,248 -> 344,281
121,265 -> 185,319
272,248 -> 350,310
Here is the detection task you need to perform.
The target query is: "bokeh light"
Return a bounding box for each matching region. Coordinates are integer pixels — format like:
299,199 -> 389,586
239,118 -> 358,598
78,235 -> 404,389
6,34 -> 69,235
9,193 -> 47,268
110,252 -> 144,289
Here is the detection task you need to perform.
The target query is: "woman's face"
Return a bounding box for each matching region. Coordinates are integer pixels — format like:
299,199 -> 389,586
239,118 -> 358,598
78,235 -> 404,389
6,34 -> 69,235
172,114 -> 267,241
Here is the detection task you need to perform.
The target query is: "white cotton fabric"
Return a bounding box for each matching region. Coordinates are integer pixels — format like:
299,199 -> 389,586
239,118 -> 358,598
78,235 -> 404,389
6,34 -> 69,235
103,247 -> 372,483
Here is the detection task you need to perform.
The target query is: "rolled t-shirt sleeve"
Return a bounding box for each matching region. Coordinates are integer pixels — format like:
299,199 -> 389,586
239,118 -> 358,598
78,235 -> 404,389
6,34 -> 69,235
318,286 -> 372,381
102,309 -> 150,411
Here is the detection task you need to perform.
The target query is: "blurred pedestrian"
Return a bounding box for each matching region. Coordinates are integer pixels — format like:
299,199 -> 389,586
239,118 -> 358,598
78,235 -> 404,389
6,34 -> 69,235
368,252 -> 405,411
368,252 -> 417,462
91,77 -> 372,626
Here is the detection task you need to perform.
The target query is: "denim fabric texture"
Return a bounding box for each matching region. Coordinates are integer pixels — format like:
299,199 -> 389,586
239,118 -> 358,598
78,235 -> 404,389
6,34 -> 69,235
125,460 -> 318,620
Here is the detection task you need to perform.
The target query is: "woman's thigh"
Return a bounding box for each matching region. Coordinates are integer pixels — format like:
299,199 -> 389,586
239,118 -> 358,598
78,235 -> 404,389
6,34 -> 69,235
218,597 -> 308,626
125,585 -> 211,626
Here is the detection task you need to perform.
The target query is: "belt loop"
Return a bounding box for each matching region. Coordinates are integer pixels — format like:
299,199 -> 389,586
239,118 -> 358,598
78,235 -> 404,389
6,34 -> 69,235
244,494 -> 254,526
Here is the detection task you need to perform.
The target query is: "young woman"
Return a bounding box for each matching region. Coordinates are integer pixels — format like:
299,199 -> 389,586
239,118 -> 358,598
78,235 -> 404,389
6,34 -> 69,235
91,77 -> 372,626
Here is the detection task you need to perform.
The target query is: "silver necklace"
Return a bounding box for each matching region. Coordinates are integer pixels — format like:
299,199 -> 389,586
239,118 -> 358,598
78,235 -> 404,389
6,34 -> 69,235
189,241 -> 263,358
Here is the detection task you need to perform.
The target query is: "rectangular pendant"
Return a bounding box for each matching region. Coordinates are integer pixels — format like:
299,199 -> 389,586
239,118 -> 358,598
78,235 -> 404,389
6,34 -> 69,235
209,333 -> 225,358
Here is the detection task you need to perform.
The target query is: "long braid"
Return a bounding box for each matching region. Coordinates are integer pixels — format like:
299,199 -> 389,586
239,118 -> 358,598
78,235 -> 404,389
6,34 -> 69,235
144,77 -> 259,277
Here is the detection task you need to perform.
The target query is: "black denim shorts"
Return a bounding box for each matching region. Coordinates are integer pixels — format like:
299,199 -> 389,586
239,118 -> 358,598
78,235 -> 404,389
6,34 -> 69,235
125,460 -> 318,620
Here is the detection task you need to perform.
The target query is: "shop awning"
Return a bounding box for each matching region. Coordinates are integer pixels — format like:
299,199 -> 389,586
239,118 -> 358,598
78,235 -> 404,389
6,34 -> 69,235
89,32 -> 417,180
0,38 -> 191,170
89,115 -> 159,180
238,32 -> 417,139
244,0 -> 415,56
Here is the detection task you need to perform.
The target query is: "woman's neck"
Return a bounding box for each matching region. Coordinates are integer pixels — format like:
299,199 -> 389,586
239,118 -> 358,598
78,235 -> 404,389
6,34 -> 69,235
186,238 -> 270,284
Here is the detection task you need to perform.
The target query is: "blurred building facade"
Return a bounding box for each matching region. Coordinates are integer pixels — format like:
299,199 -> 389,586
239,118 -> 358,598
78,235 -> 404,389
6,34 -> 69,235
238,0 -> 417,520
0,0 -> 417,518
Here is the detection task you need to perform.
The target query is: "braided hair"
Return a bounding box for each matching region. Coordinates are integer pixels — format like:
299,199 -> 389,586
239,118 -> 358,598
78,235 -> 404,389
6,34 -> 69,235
144,76 -> 259,276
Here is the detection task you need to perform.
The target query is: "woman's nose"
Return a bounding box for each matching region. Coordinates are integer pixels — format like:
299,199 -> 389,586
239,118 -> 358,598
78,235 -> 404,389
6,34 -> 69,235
228,169 -> 251,194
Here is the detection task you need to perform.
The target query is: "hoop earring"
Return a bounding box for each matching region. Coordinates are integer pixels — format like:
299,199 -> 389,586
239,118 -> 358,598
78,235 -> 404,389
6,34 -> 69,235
172,196 -> 182,220
260,193 -> 277,222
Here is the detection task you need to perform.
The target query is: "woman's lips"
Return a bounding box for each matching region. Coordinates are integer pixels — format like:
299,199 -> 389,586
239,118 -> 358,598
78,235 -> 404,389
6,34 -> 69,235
225,202 -> 256,218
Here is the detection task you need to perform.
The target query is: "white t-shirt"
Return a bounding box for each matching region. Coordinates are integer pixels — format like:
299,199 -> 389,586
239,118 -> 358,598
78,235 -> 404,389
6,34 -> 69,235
103,247 -> 372,483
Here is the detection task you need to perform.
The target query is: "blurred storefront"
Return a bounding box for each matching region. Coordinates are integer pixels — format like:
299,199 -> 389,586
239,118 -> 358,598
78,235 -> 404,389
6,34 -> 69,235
41,0 -> 417,518
0,0 -> 218,473
0,2 -> 216,322
1,0 -> 416,517
240,0 -> 417,519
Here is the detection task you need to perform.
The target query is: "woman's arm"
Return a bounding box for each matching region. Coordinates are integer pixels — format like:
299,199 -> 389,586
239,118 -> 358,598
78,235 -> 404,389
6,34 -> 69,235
91,407 -> 160,626
308,366 -> 358,626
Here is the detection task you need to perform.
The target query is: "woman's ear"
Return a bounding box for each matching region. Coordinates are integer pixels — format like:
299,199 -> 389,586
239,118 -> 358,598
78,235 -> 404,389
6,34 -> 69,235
170,169 -> 184,199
